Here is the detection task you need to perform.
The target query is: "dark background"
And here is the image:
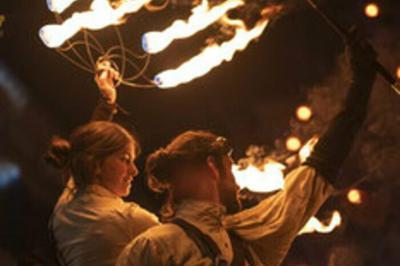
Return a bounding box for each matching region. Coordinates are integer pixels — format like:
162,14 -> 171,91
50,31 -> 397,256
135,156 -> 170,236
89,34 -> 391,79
1,0 -> 399,265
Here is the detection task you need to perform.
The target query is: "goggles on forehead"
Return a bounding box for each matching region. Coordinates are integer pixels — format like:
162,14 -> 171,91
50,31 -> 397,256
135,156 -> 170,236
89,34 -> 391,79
211,136 -> 233,156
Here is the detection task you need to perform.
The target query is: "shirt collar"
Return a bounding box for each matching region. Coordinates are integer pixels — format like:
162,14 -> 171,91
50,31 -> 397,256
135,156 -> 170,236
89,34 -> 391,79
174,199 -> 227,231
83,184 -> 124,205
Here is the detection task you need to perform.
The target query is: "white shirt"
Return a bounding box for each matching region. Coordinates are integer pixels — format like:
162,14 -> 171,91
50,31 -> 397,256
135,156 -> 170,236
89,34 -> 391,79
51,179 -> 159,266
117,165 -> 334,266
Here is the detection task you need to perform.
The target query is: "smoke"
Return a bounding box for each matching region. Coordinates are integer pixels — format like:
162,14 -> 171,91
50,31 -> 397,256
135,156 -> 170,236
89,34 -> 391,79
290,33 -> 400,185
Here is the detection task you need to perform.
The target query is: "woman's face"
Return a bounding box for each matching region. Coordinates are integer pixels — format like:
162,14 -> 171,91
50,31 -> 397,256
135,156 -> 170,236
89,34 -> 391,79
97,142 -> 138,197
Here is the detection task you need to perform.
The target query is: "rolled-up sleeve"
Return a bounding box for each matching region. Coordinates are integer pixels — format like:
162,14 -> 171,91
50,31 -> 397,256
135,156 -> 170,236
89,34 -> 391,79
223,165 -> 334,266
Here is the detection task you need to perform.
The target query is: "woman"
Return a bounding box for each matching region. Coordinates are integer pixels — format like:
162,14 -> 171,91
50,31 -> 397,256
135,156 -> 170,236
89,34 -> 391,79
46,121 -> 159,266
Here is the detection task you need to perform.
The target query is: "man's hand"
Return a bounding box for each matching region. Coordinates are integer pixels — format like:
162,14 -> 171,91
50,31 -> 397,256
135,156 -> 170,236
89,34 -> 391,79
95,60 -> 120,104
345,26 -> 377,71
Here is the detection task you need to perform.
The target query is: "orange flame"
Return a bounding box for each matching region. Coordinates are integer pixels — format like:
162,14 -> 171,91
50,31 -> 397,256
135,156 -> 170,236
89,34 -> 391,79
47,0 -> 79,13
232,161 -> 285,193
298,136 -> 319,163
233,159 -> 341,235
142,0 -> 244,54
154,18 -> 269,88
298,211 -> 342,235
39,0 -> 150,48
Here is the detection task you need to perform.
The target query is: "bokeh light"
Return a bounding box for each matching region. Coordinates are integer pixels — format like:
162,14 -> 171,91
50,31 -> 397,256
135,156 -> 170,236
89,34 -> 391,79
364,3 -> 380,18
396,66 -> 400,79
296,105 -> 312,122
286,136 -> 302,152
347,189 -> 363,205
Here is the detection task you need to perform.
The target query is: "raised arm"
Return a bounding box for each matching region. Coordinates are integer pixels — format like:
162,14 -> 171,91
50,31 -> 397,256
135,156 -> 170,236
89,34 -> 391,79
224,38 -> 377,266
303,33 -> 377,185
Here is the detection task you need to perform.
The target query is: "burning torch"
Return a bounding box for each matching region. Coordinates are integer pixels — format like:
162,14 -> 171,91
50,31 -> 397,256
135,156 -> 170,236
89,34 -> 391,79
306,0 -> 400,95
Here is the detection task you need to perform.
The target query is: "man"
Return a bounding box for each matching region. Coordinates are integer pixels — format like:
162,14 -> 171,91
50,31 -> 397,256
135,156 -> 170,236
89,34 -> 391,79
116,36 -> 377,265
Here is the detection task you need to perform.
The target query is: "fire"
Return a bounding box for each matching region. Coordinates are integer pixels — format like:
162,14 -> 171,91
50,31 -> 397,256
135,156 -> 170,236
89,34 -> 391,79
154,17 -> 268,88
232,159 -> 341,235
232,161 -> 285,193
39,0 -> 150,48
296,105 -> 312,122
298,136 -> 319,162
47,0 -> 79,13
298,211 -> 342,235
142,0 -> 244,54
365,3 -> 379,18
347,189 -> 363,205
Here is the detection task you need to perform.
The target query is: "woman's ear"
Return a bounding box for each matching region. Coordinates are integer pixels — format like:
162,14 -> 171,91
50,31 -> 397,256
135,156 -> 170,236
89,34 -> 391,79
206,156 -> 220,181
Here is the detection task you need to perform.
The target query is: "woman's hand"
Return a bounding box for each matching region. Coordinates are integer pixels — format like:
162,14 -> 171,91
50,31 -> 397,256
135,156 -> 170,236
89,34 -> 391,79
95,61 -> 120,104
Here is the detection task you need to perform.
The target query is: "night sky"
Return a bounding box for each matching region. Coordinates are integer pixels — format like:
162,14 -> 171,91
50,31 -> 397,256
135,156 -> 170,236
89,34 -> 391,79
1,0 -> 399,265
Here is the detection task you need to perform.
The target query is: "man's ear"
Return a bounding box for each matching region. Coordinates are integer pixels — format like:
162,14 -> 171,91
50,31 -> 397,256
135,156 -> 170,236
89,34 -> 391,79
93,161 -> 102,178
206,156 -> 220,181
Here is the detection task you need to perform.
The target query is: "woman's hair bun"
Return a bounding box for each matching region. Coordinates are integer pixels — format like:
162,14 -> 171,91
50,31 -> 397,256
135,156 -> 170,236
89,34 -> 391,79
45,136 -> 71,169
146,148 -> 173,192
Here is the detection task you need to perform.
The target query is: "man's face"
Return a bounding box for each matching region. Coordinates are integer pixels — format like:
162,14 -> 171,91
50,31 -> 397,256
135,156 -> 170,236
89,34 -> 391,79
217,155 -> 242,214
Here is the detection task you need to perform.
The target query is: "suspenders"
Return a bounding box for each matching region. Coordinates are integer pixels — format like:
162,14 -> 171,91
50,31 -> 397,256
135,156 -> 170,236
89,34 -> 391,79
170,218 -> 255,266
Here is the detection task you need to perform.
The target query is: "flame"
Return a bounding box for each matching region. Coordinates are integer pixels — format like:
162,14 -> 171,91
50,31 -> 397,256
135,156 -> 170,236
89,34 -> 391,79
142,0 -> 244,54
298,211 -> 342,235
47,0 -> 79,13
154,18 -> 268,88
233,159 -> 342,235
232,161 -> 285,193
39,0 -> 150,48
298,136 -> 319,163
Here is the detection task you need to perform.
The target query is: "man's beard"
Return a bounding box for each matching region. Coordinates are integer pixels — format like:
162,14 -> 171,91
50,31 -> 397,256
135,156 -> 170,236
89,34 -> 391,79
220,186 -> 242,214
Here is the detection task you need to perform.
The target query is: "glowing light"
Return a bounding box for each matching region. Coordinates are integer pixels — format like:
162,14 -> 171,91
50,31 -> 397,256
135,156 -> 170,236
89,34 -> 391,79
296,105 -> 312,122
0,15 -> 5,28
154,19 -> 269,88
286,136 -> 302,152
39,0 -> 150,48
298,137 -> 319,162
142,0 -> 243,54
396,66 -> 400,79
47,0 -> 78,13
232,161 -> 285,193
0,162 -> 21,189
299,211 -> 342,235
365,3 -> 379,18
347,189 -> 363,205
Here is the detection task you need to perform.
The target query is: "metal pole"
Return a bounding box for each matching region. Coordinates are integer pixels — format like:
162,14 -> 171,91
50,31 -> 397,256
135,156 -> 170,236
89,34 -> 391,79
306,0 -> 400,95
